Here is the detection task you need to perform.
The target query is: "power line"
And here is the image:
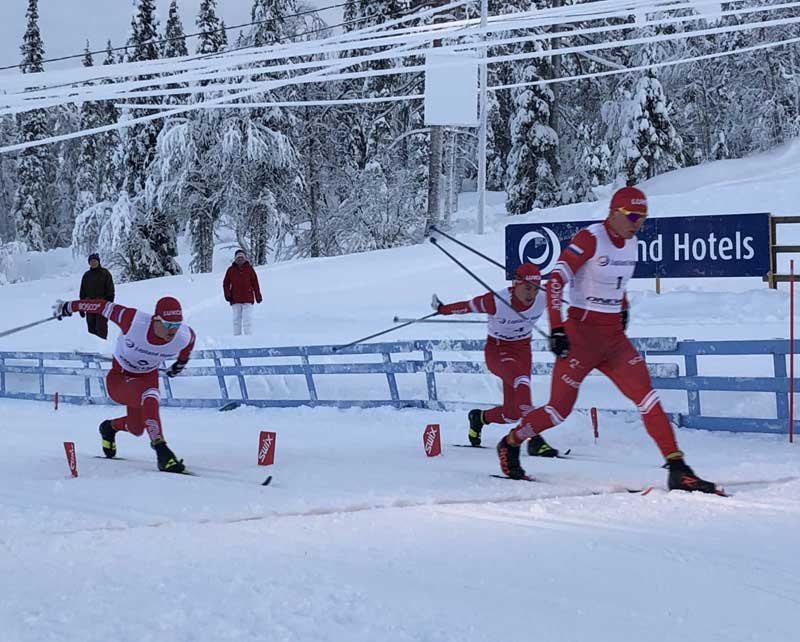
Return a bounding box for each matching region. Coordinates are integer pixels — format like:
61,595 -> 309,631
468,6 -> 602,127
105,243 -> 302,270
0,0 -> 355,72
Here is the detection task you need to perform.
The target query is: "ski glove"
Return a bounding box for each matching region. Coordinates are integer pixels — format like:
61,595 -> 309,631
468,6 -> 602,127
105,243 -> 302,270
431,294 -> 443,312
549,327 -> 570,358
166,361 -> 187,378
621,309 -> 629,331
52,300 -> 72,320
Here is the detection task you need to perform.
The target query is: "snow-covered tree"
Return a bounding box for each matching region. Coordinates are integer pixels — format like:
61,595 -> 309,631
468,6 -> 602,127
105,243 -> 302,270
162,1 -> 188,59
12,0 -> 56,251
505,60 -> 560,215
196,0 -> 226,54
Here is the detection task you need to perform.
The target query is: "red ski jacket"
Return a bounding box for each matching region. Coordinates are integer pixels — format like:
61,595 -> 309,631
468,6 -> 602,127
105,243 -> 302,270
223,261 -> 263,305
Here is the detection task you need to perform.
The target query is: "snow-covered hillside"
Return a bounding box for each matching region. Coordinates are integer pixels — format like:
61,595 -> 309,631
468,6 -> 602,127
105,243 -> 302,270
1,144 -> 799,642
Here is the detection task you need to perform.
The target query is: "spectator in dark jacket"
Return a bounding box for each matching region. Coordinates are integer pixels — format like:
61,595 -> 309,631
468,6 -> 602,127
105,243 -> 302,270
79,253 -> 115,339
222,249 -> 262,335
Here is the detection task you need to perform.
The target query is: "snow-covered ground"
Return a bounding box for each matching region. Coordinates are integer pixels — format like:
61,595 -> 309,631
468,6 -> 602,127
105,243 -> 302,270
1,144 -> 800,641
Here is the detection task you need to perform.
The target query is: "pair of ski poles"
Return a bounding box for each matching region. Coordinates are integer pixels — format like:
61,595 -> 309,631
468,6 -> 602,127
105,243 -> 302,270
333,226 -> 548,352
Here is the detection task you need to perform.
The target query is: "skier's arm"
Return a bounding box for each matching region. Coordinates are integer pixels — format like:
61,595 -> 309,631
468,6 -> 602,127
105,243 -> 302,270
166,328 -> 196,377
64,300 -> 136,332
547,230 -> 596,329
437,292 -> 497,315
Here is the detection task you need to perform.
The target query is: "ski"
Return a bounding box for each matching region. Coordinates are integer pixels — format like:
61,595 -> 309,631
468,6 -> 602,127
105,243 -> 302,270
491,473 -> 536,482
91,453 -> 271,485
452,444 -> 489,449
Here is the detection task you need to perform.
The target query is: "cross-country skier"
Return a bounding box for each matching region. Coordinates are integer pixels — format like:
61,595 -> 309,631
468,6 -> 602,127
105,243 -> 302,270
52,296 -> 195,473
495,187 -> 719,494
432,262 -> 559,456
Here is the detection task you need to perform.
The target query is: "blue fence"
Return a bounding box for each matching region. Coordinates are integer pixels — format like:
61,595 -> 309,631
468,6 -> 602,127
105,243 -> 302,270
0,338 -> 797,434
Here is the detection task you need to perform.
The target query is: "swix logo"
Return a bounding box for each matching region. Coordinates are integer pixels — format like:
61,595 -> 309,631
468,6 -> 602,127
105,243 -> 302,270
63,442 -> 78,478
628,355 -> 644,366
258,431 -> 276,466
423,424 -> 441,457
560,374 -> 580,389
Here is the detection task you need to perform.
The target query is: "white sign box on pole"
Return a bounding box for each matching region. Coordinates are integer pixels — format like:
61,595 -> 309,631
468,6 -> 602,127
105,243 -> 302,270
424,51 -> 479,127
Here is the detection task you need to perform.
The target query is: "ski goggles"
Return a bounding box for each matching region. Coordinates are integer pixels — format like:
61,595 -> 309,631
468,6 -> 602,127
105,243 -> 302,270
617,208 -> 647,223
155,316 -> 182,329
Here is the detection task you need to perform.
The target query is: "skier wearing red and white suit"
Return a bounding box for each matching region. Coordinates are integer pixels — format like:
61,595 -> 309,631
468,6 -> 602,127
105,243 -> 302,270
52,296 -> 195,473
433,263 -> 558,455
496,187 -> 719,494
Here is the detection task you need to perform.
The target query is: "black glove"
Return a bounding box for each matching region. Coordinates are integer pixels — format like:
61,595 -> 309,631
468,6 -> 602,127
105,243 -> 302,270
165,361 -> 187,378
621,309 -> 629,331
549,327 -> 570,358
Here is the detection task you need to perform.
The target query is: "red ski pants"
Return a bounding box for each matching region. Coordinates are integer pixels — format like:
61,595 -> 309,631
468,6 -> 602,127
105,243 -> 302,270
511,319 -> 680,458
482,338 -> 532,425
106,369 -> 164,442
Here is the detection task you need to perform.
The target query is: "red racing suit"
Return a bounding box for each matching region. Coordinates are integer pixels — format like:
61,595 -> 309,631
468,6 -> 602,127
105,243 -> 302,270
67,300 -> 195,442
439,287 -> 545,425
509,221 -> 681,459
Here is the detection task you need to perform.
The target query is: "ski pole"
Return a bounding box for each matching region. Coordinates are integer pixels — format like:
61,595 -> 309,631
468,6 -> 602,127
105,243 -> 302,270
429,224 -> 544,294
429,237 -> 549,339
428,225 -> 506,270
392,316 -> 485,324
0,316 -> 57,339
333,312 -> 440,352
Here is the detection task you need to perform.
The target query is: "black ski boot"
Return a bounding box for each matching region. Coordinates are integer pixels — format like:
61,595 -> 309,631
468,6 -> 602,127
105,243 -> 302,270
526,433 -> 559,458
497,434 -> 527,480
99,420 -> 117,458
468,409 -> 485,447
666,459 -> 718,494
151,438 -> 186,474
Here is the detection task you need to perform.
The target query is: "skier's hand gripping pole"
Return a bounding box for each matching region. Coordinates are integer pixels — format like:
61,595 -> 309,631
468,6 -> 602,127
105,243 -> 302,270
428,237 -> 548,339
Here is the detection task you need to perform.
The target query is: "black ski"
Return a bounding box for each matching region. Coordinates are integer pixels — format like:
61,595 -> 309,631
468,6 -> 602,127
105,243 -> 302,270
452,444 -> 489,449
490,473 -> 536,482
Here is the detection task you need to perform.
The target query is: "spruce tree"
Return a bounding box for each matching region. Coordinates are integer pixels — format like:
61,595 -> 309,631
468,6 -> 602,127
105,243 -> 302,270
163,1 -> 189,59
196,0 -> 226,54
505,60 -> 560,215
12,0 -> 56,251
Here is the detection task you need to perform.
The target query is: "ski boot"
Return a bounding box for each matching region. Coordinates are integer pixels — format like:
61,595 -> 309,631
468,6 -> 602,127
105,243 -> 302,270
99,420 -> 117,459
666,458 -> 718,494
468,409 -> 485,447
151,437 -> 186,474
526,433 -> 559,458
497,434 -> 527,480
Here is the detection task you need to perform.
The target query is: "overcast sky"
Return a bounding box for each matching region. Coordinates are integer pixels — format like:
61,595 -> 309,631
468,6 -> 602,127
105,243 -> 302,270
0,1 -> 342,73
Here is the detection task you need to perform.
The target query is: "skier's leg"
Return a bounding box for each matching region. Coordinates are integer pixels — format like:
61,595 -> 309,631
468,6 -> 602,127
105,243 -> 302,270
232,304 -> 243,335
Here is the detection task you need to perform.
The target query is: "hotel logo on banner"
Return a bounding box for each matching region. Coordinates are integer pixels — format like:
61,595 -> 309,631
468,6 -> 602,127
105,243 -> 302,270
505,213 -> 770,279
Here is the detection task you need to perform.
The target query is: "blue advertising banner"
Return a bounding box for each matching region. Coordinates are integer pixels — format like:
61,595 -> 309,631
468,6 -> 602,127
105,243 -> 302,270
505,213 -> 770,279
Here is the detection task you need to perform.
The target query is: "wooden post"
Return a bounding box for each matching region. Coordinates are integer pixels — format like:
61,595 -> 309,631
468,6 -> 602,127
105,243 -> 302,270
655,277 -> 661,294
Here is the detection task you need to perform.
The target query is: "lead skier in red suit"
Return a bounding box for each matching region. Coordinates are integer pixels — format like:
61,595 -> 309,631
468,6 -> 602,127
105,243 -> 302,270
433,263 -> 558,456
52,296 -> 195,474
496,187 -> 719,494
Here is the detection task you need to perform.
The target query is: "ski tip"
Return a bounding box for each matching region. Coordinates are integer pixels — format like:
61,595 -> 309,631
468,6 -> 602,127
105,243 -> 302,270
563,448 -> 571,456
218,401 -> 241,412
639,486 -> 656,495
261,475 -> 273,486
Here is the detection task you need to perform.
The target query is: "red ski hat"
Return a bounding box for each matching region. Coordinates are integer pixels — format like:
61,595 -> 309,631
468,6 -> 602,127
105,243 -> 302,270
609,186 -> 647,215
514,262 -> 541,284
154,296 -> 183,324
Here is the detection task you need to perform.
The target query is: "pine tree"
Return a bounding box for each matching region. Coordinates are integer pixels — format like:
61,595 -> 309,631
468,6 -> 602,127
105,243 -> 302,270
74,42 -> 100,224
505,59 -> 560,215
163,1 -> 188,59
250,0 -> 297,47
618,69 -> 683,184
12,0 -> 56,251
0,116 -> 19,242
196,0 -> 226,54
97,41 -> 121,202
